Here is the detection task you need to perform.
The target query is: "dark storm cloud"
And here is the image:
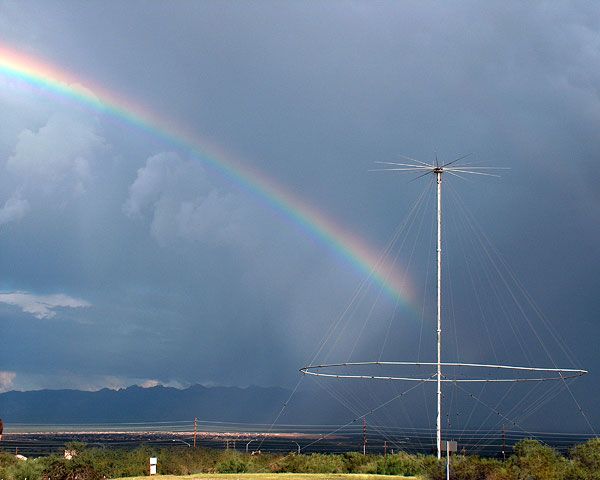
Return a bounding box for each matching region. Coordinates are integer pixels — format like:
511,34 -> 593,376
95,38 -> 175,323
0,0 -> 598,428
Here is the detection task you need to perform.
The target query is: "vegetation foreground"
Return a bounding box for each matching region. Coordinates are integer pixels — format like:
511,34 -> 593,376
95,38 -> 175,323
2,438 -> 600,480
119,474 -> 413,480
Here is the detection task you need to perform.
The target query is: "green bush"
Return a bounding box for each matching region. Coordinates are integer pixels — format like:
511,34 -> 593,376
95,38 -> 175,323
216,456 -> 248,473
3,458 -> 47,480
0,452 -> 19,469
341,451 -> 376,473
271,453 -> 346,473
78,446 -> 151,478
42,456 -> 102,480
450,456 -> 505,480
511,439 -> 567,480
420,454 -> 518,480
421,456 -> 445,480
0,452 -> 20,480
375,452 -> 423,476
570,438 -> 600,480
485,464 -> 519,480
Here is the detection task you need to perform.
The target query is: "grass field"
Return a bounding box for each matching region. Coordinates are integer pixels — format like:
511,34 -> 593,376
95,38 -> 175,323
119,474 -> 418,480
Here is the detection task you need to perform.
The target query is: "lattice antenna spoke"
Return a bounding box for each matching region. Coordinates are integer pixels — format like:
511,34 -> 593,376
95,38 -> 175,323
445,170 -> 471,182
369,168 -> 430,173
446,169 -> 501,177
442,152 -> 473,168
396,154 -> 434,168
408,170 -> 435,182
448,166 -> 510,170
374,161 -> 432,168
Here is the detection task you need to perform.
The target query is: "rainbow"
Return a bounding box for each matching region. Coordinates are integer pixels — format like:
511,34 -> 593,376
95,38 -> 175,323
0,46 -> 415,306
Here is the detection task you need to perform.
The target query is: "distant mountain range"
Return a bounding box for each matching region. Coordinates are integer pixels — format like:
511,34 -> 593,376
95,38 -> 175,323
0,383 -> 580,433
0,384 -> 351,425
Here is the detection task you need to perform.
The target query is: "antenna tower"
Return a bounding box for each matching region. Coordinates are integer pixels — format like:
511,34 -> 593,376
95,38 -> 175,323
301,153 -> 587,459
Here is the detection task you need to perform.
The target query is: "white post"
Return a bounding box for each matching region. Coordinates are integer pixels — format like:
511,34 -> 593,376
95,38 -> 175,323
149,457 -> 158,476
446,441 -> 450,480
436,169 -> 443,459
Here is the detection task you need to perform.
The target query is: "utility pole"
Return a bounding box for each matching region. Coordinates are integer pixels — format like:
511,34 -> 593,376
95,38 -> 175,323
502,425 -> 506,461
435,167 -> 443,460
384,441 -> 387,457
194,417 -> 197,449
362,418 -> 367,455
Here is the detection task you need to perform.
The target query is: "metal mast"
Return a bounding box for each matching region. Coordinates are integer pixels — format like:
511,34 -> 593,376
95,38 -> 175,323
435,167 -> 443,459
365,153 -> 504,459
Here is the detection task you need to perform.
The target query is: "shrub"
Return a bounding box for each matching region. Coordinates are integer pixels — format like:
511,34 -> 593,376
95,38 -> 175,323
0,452 -> 20,480
42,456 -> 102,480
375,452 -> 423,476
77,446 -> 152,478
271,453 -> 346,473
511,439 -> 567,480
486,464 -> 519,480
570,438 -> 600,479
3,458 -> 47,480
450,455 -> 505,480
216,457 -> 248,473
342,451 -> 375,473
0,452 -> 19,469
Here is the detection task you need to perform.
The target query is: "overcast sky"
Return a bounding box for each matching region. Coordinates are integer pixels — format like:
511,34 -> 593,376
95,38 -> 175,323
0,0 -> 599,428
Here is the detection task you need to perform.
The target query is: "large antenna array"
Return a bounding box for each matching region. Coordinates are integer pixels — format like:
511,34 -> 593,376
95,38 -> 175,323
301,154 -> 587,459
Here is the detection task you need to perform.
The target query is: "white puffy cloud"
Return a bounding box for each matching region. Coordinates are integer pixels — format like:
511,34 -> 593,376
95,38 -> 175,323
0,194 -> 29,226
0,371 -> 16,393
7,113 -> 106,195
139,379 -> 160,388
0,291 -> 91,320
124,152 -> 250,247
123,152 -> 188,216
